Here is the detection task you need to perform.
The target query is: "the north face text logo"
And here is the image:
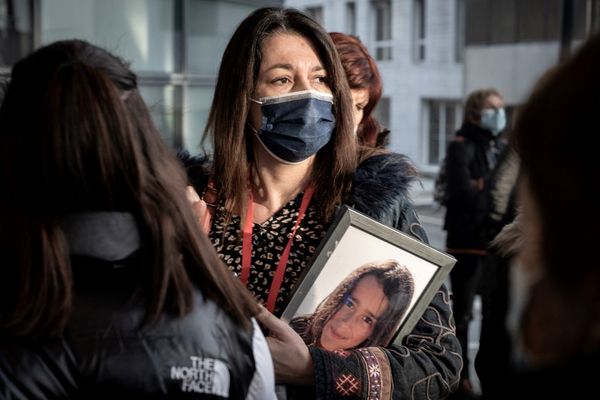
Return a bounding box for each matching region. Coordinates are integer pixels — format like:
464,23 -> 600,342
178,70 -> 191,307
171,356 -> 230,397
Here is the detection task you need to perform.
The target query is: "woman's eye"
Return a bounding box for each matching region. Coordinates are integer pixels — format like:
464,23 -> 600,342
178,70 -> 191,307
362,316 -> 374,326
313,75 -> 329,85
272,77 -> 291,85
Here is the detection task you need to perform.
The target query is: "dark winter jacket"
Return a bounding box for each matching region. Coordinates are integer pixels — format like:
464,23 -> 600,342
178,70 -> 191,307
444,123 -> 505,250
181,152 -> 461,400
0,212 -> 256,399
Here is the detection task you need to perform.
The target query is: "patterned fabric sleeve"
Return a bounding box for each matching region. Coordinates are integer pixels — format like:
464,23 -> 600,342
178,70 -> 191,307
310,285 -> 462,399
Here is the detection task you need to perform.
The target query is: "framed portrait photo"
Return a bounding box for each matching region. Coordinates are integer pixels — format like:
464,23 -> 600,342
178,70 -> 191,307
281,205 -> 456,350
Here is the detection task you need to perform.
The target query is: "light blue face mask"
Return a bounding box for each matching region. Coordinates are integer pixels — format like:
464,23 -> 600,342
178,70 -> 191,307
480,107 -> 507,135
250,90 -> 335,164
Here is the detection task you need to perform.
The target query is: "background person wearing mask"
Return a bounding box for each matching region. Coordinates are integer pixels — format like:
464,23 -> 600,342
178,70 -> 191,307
0,39 -> 275,399
443,88 -> 507,399
183,7 -> 461,399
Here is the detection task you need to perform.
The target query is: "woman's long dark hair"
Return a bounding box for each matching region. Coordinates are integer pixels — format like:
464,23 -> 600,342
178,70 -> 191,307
203,7 -> 357,222
0,40 -> 259,337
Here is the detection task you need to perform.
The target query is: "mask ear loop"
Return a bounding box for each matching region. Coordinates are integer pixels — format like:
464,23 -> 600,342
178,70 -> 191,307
247,96 -> 263,134
246,122 -> 259,134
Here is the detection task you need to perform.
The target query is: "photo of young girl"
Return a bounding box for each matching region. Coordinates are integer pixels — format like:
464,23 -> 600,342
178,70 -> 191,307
289,260 -> 415,350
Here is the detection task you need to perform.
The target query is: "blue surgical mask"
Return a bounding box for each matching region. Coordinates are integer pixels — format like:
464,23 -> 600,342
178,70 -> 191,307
250,90 -> 335,164
480,107 -> 506,135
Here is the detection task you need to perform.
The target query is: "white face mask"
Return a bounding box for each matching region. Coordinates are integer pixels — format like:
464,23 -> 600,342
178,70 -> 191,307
480,107 -> 507,135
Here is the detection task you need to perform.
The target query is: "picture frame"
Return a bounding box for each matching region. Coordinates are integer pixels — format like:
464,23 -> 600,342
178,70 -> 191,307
281,205 -> 456,348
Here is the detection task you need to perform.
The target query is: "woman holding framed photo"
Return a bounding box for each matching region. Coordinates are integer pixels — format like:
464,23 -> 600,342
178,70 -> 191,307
183,7 -> 461,399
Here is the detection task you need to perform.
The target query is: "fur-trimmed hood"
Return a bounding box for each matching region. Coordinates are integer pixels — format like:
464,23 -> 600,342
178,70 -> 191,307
350,152 -> 426,242
350,152 -> 416,224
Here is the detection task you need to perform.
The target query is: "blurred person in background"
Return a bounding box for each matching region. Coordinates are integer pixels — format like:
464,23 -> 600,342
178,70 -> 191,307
443,88 -> 507,399
329,31 -> 389,148
0,39 -> 275,399
473,144 -> 520,399
183,7 -> 461,399
503,30 -> 600,398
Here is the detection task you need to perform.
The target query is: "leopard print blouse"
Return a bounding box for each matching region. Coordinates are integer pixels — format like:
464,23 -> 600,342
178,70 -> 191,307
209,191 -> 327,316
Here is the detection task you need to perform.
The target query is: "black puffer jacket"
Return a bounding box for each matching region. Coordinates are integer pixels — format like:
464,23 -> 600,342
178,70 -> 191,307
0,212 -> 256,399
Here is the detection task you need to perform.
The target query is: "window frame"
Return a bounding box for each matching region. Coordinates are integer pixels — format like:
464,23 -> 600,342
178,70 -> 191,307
412,0 -> 426,63
1,0 -> 278,151
371,0 -> 392,61
422,99 -> 462,170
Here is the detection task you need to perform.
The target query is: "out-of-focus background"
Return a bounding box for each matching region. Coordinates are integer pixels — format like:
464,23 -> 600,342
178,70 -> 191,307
1,0 -> 599,395
2,1 -> 599,197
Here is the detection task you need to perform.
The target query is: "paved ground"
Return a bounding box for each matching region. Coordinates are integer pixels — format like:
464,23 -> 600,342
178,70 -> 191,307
415,204 -> 446,251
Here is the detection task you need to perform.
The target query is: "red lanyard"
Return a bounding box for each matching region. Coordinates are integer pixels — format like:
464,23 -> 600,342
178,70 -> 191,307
241,185 -> 314,313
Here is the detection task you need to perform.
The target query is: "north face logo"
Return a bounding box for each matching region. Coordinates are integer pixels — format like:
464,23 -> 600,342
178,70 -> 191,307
171,356 -> 230,397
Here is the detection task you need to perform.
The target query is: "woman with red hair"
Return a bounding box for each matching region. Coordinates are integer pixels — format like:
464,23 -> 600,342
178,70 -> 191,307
330,32 -> 388,148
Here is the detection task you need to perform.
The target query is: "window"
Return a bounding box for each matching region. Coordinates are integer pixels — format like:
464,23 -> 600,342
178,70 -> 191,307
185,86 -> 214,153
305,6 -> 324,26
0,0 -> 33,71
371,0 -> 392,60
465,0 -> 588,45
346,2 -> 356,35
424,100 -> 462,165
413,0 -> 426,62
188,0 -> 257,76
30,0 -> 260,151
588,0 -> 600,35
455,0 -> 465,62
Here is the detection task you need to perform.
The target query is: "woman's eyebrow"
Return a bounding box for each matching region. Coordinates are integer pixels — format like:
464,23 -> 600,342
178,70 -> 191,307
264,63 -> 294,72
263,64 -> 326,73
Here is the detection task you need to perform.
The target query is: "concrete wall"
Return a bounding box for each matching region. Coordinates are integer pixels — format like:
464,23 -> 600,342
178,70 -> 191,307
464,42 -> 560,105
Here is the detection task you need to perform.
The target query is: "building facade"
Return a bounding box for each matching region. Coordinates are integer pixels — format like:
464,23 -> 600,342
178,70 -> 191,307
0,0 -> 281,152
2,0 -> 599,180
286,0 -> 599,172
464,0 -> 597,106
285,0 -> 465,176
